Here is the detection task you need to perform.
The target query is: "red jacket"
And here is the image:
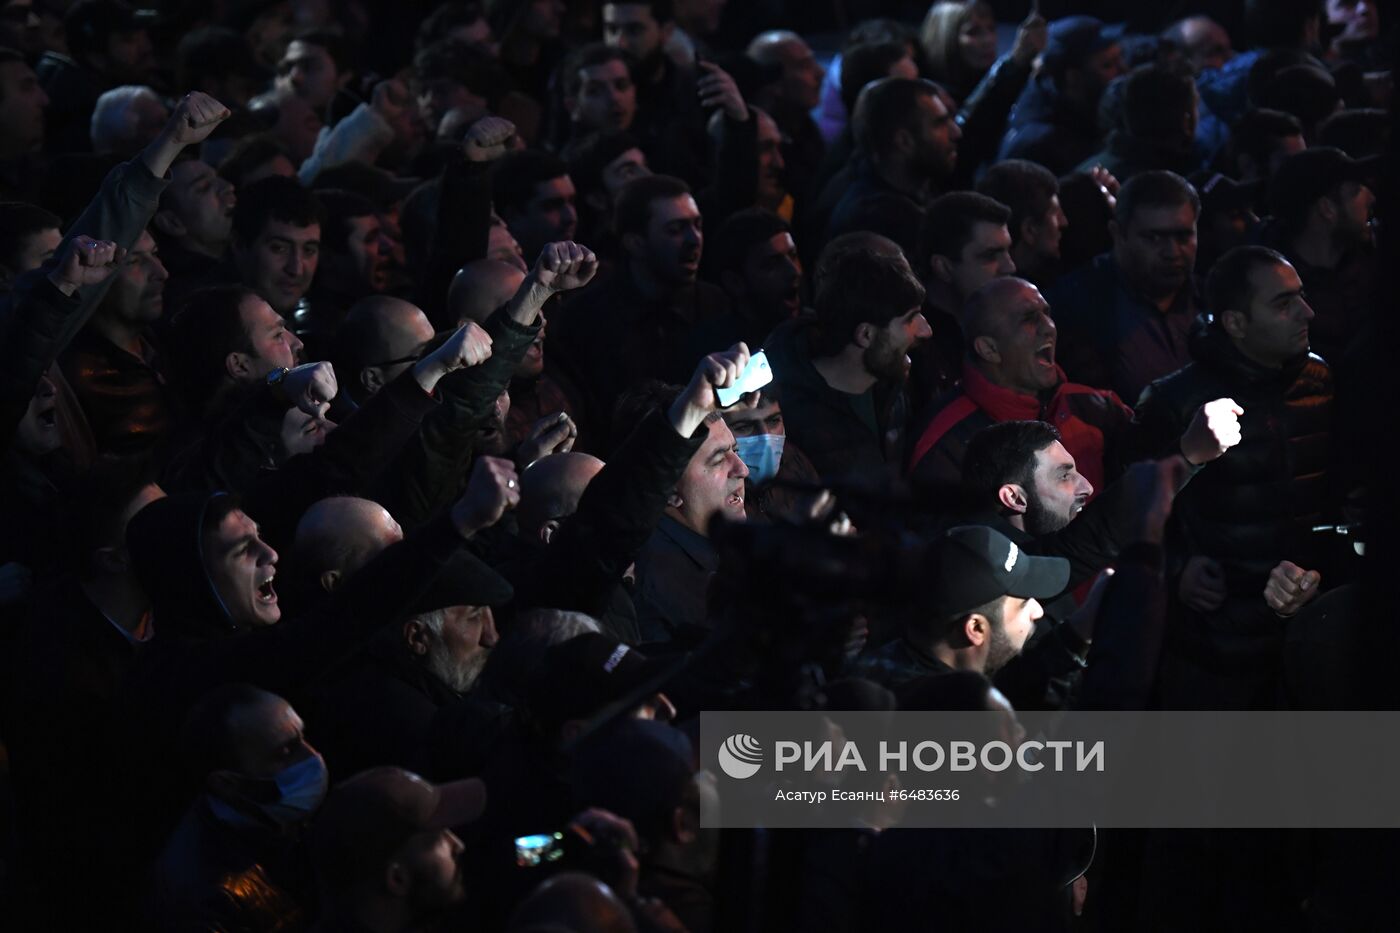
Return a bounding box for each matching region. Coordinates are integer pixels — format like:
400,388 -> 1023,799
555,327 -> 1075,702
908,362 -> 1134,496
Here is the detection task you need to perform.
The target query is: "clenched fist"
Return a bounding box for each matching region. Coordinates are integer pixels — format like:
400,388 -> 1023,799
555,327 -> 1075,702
1180,397 -> 1244,466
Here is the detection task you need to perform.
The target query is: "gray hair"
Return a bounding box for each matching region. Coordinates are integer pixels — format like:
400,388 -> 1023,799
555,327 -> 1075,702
90,85 -> 164,155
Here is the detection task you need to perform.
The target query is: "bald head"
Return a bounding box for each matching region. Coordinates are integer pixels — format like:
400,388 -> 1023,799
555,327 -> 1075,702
963,277 -> 1060,395
748,30 -> 803,63
448,259 -> 527,328
517,452 -> 605,541
334,296 -> 435,402
509,873 -> 636,933
292,497 -> 404,592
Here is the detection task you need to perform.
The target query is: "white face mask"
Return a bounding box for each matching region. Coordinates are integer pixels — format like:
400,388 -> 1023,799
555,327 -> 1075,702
734,433 -> 785,485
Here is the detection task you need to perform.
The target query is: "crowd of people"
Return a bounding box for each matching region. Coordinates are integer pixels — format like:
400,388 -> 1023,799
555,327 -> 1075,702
0,0 -> 1395,929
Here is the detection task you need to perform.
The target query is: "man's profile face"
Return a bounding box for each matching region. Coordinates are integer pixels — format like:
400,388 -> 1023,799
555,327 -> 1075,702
910,92 -> 960,180
741,231 -> 802,319
8,225 -> 60,276
640,194 -> 703,286
774,38 -> 825,111
1026,195 -> 1069,262
949,221 -> 1014,299
1082,43 -> 1126,93
1231,260 -> 1314,367
983,281 -> 1058,394
602,3 -> 667,70
755,109 -> 787,208
1329,181 -> 1375,247
204,508 -> 281,628
1024,441 -> 1093,536
395,827 -> 469,910
238,294 -> 303,377
0,59 -> 48,153
105,28 -> 156,83
104,229 -> 168,326
168,160 -> 237,252
345,213 -> 392,292
487,215 -> 529,272
572,59 -> 636,131
240,219 -> 320,313
674,416 -> 749,530
227,697 -> 321,781
1115,201 -> 1198,299
985,595 -> 1041,672
863,307 -> 932,383
276,40 -> 342,110
421,605 -> 498,693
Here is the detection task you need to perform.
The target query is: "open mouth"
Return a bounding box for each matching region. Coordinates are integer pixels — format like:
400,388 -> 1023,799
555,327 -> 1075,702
1035,342 -> 1055,366
727,488 -> 745,509
256,574 -> 278,604
37,405 -> 57,428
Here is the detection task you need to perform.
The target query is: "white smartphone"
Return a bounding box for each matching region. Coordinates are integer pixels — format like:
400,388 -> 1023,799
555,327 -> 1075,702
716,350 -> 773,408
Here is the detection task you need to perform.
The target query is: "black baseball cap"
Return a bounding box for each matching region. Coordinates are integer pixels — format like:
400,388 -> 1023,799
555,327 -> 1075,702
1190,171 -> 1264,216
530,633 -> 678,727
409,550 -> 514,614
926,525 -> 1070,618
1268,146 -> 1380,226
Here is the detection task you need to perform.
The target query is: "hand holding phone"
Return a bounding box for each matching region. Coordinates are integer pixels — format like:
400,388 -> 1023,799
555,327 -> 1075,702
716,350 -> 773,408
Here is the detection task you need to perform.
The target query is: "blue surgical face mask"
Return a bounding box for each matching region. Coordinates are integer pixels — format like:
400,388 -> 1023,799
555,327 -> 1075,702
247,753 -> 330,827
734,433 -> 785,486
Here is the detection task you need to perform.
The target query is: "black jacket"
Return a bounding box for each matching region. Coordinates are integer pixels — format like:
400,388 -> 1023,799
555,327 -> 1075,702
1134,322 -> 1336,597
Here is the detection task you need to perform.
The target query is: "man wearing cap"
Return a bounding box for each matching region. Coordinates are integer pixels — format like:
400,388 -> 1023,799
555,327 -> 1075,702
311,766 -> 486,933
999,15 -> 1126,175
856,524 -> 1070,690
1261,146 -> 1377,365
1190,171 -> 1262,272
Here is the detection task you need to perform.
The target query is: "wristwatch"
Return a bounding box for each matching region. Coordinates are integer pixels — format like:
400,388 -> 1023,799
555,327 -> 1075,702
266,367 -> 290,388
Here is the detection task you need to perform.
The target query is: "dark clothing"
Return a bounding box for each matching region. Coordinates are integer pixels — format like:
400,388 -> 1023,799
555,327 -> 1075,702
1047,252 -> 1199,405
503,371 -> 576,451
502,409 -> 704,645
156,239 -> 235,318
762,317 -> 911,488
1263,225 -> 1379,368
906,290 -> 965,421
149,796 -> 308,933
632,58 -> 712,190
635,515 -> 719,646
743,439 -> 821,526
1077,132 -> 1200,182
998,75 -> 1105,177
825,159 -> 927,259
550,269 -> 729,442
307,631 -> 461,779
909,362 -> 1134,497
0,275 -> 81,450
419,155 -> 492,328
952,54 -> 1034,187
59,326 -> 174,461
1135,322 -> 1336,668
34,52 -> 100,155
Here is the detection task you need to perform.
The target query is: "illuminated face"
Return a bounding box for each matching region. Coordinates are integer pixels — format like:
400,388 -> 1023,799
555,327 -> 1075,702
420,605 -> 498,693
236,294 -> 304,378
672,416 -> 749,532
103,229 -> 168,326
600,147 -> 650,199
635,194 -> 703,286
863,307 -> 932,383
276,40 -> 343,110
722,394 -> 785,438
571,59 -> 636,132
1228,260 -> 1314,368
957,8 -> 999,74
981,281 -> 1059,395
1024,440 -> 1093,535
238,219 -> 320,314
204,508 -> 281,628
344,213 -> 393,292
166,160 -> 237,254
984,594 -> 1041,672
946,221 -> 1014,300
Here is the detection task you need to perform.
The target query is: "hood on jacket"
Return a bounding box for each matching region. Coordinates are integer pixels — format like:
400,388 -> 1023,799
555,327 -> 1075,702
127,490 -> 237,636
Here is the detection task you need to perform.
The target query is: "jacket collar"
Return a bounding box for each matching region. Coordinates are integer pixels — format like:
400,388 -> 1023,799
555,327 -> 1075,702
960,360 -> 1063,421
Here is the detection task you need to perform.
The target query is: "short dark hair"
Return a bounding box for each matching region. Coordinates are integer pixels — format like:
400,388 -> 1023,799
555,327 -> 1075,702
0,201 -> 61,273
961,420 -> 1062,508
414,38 -> 511,109
1244,0 -> 1321,50
1318,108 -> 1389,159
709,208 -> 790,280
492,149 -> 570,217
1205,244 -> 1289,321
232,175 -> 325,246
181,683 -> 282,777
286,27 -> 350,73
167,285 -> 259,410
64,0 -> 146,63
613,173 -> 691,239
1226,108 -> 1303,173
566,129 -> 642,197
217,133 -> 294,189
316,189 -> 377,254
560,42 -> 630,101
175,27 -> 261,96
977,160 -> 1058,245
920,191 -> 1011,264
1122,64 -> 1197,142
840,40 -> 911,116
418,2 -> 487,51
811,233 -> 925,357
853,77 -> 942,160
1114,170 -> 1199,228
602,0 -> 673,26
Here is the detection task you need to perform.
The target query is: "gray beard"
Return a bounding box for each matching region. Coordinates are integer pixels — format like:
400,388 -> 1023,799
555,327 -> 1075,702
425,646 -> 490,694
